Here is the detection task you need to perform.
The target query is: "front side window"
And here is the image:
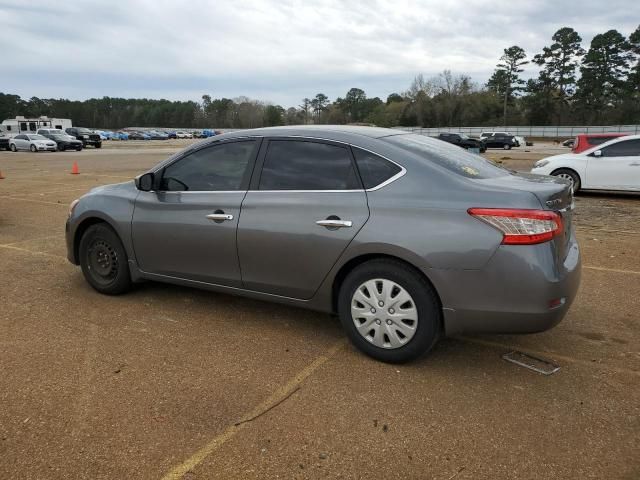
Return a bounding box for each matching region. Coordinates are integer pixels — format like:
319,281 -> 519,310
259,140 -> 360,190
353,147 -> 402,189
601,139 -> 640,157
161,140 -> 257,191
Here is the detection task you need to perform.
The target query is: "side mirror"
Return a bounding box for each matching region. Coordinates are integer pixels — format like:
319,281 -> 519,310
135,172 -> 155,191
593,150 -> 602,158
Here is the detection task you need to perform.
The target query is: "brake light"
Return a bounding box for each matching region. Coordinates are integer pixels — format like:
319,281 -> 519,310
468,208 -> 563,245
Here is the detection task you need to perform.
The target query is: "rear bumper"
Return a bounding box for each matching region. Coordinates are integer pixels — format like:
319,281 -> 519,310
432,234 -> 581,336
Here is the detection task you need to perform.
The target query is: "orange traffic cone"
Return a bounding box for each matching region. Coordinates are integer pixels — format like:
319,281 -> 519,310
70,162 -> 79,175
0,170 -> 5,179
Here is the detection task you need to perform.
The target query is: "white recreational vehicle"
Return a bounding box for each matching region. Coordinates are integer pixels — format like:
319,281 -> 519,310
0,116 -> 72,137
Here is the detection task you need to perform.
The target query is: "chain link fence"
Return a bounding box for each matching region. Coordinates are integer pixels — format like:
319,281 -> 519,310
394,125 -> 640,138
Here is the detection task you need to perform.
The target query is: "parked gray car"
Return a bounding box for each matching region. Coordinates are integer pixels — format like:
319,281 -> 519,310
66,126 -> 581,363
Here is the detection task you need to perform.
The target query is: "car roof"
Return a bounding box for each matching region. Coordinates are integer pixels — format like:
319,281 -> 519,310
580,133 -> 640,154
577,133 -> 628,138
213,125 -> 406,141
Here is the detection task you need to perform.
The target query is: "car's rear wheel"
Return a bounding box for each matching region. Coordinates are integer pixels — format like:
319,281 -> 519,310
76,145 -> 83,151
30,145 -> 37,152
552,168 -> 581,193
10,144 -> 17,152
338,259 -> 441,363
79,223 -> 132,295
503,144 -> 512,150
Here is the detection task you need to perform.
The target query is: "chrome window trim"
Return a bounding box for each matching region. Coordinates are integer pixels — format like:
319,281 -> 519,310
150,134 -> 407,194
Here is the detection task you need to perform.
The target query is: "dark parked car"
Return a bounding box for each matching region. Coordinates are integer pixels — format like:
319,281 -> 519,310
0,132 -> 10,151
65,127 -> 102,148
128,131 -> 151,140
65,126 -> 580,363
165,131 -> 177,139
37,129 -> 83,151
437,133 -> 486,153
562,139 -> 575,148
483,134 -> 518,150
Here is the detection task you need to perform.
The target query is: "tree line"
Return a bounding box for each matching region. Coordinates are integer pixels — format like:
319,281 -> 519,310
1,24 -> 638,130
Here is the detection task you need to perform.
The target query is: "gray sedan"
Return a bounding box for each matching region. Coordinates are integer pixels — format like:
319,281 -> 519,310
65,126 -> 581,363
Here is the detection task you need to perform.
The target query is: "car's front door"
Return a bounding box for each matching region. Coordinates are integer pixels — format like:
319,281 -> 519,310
14,135 -> 28,150
237,138 -> 369,299
131,139 -> 260,286
586,139 -> 640,190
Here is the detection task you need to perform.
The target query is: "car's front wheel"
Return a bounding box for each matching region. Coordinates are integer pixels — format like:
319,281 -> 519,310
503,144 -> 512,150
10,144 -> 17,152
30,145 -> 37,152
79,223 -> 132,295
552,168 -> 581,194
58,144 -> 66,152
338,259 -> 441,363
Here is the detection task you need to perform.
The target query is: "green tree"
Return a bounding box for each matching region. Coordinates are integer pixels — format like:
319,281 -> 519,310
310,93 -> 329,123
576,29 -> 632,121
299,98 -> 311,124
490,46 -> 528,126
533,27 -> 585,122
264,105 -> 285,126
342,88 -> 367,122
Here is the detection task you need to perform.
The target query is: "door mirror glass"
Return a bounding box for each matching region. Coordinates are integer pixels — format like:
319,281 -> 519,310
136,172 -> 155,191
593,150 -> 602,157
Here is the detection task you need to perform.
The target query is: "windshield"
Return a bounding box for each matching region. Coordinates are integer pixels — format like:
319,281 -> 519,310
459,134 -> 470,140
76,128 -> 92,134
384,134 -> 510,179
29,135 -> 48,140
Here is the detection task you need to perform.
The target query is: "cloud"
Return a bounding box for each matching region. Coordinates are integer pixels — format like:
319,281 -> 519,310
0,0 -> 637,107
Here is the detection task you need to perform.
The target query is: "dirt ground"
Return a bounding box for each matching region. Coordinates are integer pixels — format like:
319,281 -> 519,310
0,141 -> 638,480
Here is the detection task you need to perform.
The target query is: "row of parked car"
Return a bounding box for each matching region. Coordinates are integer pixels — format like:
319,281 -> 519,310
1,127 -> 219,152
436,131 -> 532,152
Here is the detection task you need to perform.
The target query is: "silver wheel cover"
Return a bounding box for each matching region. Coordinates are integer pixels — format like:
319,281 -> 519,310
351,278 -> 418,349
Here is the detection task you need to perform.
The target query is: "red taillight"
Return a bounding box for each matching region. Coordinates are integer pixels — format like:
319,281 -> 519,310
468,208 -> 563,245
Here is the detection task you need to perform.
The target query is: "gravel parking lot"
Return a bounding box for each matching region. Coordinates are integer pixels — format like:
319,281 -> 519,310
1,142 -> 638,479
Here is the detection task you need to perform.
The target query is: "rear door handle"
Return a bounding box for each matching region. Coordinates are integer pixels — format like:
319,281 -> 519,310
206,213 -> 234,221
316,219 -> 352,228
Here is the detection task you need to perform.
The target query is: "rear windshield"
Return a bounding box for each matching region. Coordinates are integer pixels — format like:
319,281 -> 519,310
384,134 -> 509,179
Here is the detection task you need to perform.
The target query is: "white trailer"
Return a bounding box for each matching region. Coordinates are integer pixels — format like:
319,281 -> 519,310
0,116 -> 72,136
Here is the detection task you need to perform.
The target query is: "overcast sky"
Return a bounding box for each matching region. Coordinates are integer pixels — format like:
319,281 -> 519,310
1,0 -> 637,108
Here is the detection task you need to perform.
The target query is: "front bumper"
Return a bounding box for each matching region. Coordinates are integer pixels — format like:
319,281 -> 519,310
433,234 -> 581,336
65,218 -> 78,264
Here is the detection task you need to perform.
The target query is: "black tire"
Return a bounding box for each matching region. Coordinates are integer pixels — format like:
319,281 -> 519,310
337,259 -> 441,363
79,223 -> 132,295
76,145 -> 83,151
95,142 -> 102,149
10,144 -> 17,152
30,144 -> 37,152
58,144 -> 66,152
551,168 -> 581,193
503,143 -> 512,150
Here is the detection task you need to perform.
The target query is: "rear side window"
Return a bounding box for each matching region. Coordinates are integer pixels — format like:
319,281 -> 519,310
384,134 -> 509,179
259,140 -> 360,190
589,136 -> 619,146
602,139 -> 640,157
352,147 -> 402,189
161,140 -> 257,191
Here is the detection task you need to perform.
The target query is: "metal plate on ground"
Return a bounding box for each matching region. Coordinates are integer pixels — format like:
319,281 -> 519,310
502,351 -> 560,375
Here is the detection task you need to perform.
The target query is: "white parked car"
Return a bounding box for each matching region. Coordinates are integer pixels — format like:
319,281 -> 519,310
175,131 -> 193,139
9,134 -> 57,152
531,134 -> 640,192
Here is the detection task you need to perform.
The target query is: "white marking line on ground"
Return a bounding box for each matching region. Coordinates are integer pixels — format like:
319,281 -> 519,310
0,244 -> 67,260
457,336 -> 640,377
1,235 -> 60,247
0,196 -> 68,207
160,340 -> 346,480
584,265 -> 640,275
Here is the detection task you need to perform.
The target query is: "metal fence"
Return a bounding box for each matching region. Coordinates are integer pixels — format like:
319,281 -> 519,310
394,125 -> 640,138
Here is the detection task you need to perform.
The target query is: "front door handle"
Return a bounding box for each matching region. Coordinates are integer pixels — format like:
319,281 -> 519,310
316,219 -> 352,228
206,213 -> 234,221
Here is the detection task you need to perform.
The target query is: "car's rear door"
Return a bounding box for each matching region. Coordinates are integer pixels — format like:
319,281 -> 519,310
131,139 -> 260,286
586,139 -> 640,190
237,138 -> 369,299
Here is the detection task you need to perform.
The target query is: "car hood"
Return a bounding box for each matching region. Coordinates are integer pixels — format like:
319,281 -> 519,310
86,180 -> 137,198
